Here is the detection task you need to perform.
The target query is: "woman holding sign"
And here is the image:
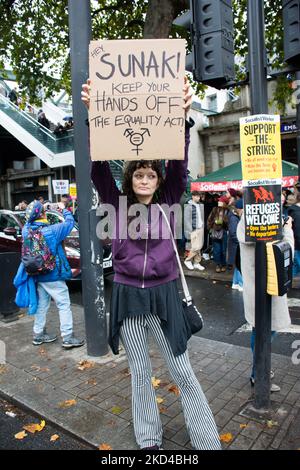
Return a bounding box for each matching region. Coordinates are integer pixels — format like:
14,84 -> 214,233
82,77 -> 221,451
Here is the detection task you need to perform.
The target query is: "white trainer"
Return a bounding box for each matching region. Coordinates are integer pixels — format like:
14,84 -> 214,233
232,284 -> 240,290
270,383 -> 281,392
194,263 -> 205,271
184,260 -> 194,270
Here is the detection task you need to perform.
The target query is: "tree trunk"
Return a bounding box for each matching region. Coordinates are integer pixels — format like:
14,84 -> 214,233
143,0 -> 189,38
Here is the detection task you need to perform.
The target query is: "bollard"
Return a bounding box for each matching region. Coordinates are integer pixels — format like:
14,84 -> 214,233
0,252 -> 20,322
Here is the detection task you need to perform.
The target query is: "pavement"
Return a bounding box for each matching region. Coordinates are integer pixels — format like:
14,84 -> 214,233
0,261 -> 299,451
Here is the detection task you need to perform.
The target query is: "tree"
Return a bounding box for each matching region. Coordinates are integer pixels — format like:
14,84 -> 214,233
0,0 -> 294,111
233,0 -> 294,114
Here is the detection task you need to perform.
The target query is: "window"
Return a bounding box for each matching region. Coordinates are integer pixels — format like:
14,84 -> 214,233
0,214 -> 20,233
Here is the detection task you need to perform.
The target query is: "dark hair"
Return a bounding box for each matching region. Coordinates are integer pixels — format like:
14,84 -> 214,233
61,194 -> 70,198
122,160 -> 164,205
191,190 -> 201,197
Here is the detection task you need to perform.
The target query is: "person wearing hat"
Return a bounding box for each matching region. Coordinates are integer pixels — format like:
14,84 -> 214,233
207,196 -> 229,273
184,190 -> 205,271
21,200 -> 84,349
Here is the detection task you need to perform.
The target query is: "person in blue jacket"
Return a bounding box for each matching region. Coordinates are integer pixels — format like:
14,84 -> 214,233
22,200 -> 84,349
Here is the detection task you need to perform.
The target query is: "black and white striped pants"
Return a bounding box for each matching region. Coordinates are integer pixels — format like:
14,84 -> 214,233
120,314 -> 221,450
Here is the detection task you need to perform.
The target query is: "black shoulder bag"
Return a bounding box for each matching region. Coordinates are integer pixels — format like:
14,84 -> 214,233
158,204 -> 203,334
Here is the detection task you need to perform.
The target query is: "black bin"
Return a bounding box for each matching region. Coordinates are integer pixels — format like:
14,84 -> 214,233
0,252 -> 20,320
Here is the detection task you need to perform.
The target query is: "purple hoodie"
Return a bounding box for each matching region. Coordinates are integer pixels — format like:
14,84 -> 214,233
91,120 -> 193,288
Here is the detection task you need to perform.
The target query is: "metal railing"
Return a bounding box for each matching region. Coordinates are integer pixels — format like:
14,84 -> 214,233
0,94 -> 74,154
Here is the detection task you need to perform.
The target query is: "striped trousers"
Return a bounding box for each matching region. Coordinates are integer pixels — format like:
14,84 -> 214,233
120,314 -> 221,450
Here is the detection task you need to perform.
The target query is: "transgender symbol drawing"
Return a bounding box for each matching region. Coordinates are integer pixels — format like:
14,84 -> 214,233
124,128 -> 151,156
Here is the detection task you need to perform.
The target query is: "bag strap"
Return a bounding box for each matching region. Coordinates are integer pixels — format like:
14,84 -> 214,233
157,204 -> 192,304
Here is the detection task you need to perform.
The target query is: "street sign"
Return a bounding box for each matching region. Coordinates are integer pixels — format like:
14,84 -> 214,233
240,114 -> 282,241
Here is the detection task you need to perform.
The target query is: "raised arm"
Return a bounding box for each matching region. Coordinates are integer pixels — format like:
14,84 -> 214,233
91,161 -> 121,207
81,79 -> 121,208
162,77 -> 193,204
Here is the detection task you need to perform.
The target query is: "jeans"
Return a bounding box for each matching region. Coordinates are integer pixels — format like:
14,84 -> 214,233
293,250 -> 300,277
232,268 -> 243,287
250,328 -> 276,379
33,281 -> 73,338
212,232 -> 227,266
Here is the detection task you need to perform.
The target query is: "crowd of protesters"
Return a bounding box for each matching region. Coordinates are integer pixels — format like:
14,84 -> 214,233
183,185 -> 299,292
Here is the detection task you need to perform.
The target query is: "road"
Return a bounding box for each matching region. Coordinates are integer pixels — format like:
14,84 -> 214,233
0,396 -> 94,450
68,275 -> 300,357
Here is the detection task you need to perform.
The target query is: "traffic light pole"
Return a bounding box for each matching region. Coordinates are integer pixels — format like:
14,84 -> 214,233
247,0 -> 272,410
296,71 -> 300,187
68,0 -> 108,356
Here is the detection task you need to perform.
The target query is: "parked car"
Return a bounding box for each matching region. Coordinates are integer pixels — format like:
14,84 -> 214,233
0,209 -> 113,280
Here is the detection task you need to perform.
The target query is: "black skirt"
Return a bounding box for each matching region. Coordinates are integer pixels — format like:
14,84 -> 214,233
109,280 -> 192,357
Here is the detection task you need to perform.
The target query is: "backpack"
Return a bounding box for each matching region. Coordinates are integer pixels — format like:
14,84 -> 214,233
21,227 -> 56,275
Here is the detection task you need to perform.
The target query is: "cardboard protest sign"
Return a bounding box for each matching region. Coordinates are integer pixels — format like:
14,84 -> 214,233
240,115 -> 282,242
89,39 -> 186,161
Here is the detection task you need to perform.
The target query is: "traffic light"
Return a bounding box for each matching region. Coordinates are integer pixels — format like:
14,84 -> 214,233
173,0 -> 235,89
283,0 -> 300,67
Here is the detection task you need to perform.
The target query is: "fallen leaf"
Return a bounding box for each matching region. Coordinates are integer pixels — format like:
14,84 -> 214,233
121,368 -> 131,376
0,365 -> 7,374
85,378 -> 97,386
30,365 -> 50,373
219,433 -> 233,443
98,443 -> 113,450
15,431 -> 27,440
156,397 -> 164,404
23,419 -> 46,434
18,313 -> 25,318
151,377 -> 161,389
111,406 -> 123,415
58,399 -> 77,408
167,384 -> 180,396
240,424 -> 248,429
77,360 -> 94,371
159,406 -> 167,413
50,434 -> 60,442
266,420 -> 278,428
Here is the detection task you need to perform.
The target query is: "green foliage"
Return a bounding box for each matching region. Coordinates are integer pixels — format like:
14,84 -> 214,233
0,0 -> 294,111
233,0 -> 293,113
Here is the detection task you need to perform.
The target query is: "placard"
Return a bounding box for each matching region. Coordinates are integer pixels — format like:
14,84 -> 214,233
69,183 -> 77,200
240,115 -> 282,242
52,180 -> 69,195
89,39 -> 186,161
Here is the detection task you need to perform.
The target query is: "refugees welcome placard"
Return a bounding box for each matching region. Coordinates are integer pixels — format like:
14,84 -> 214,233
240,114 -> 282,241
89,39 -> 186,161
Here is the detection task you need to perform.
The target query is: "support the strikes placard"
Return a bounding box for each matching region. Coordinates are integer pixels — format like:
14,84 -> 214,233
240,114 -> 282,242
